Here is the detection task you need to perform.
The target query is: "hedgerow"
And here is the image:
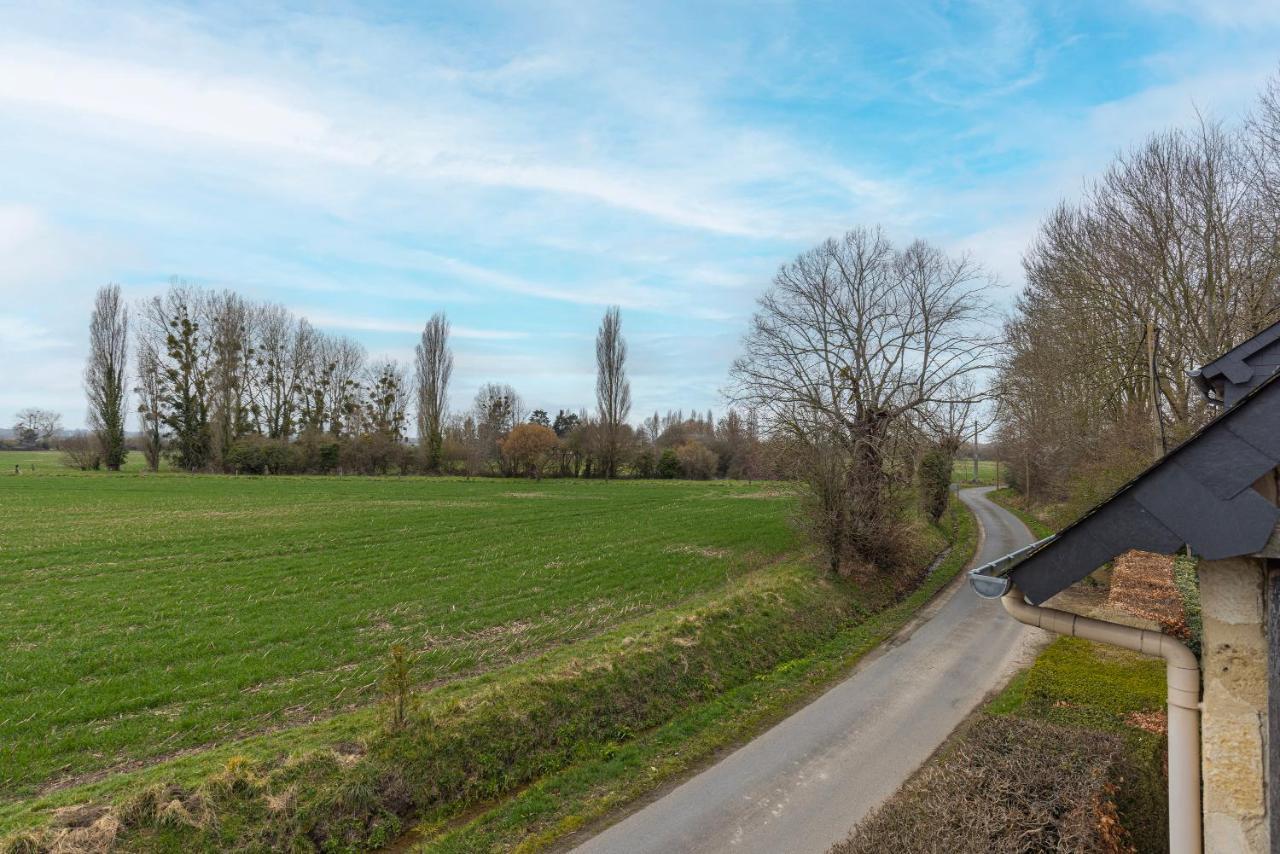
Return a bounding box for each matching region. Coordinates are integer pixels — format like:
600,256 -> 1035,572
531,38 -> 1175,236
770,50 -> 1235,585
834,716 -> 1140,854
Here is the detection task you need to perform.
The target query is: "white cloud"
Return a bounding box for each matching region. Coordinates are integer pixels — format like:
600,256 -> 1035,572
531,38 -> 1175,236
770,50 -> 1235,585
1137,0 -> 1280,28
0,40 -> 896,240
302,309 -> 529,340
0,45 -> 356,161
0,204 -> 122,296
0,315 -> 73,353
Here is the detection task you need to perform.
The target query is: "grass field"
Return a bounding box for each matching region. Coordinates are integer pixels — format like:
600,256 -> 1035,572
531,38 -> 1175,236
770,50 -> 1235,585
0,468 -> 798,807
951,458 -> 1001,486
0,448 -> 165,474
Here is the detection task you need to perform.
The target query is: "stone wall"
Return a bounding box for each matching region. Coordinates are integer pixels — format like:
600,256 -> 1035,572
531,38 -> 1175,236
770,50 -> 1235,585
1199,556 -> 1270,853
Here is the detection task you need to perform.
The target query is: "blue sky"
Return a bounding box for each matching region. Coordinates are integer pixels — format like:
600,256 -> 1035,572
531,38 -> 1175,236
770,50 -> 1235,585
4,0 -> 1280,429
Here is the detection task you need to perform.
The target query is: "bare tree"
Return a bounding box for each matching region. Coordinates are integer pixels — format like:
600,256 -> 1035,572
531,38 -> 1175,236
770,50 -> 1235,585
595,305 -> 632,478
364,359 -> 410,441
134,335 -> 164,471
60,432 -> 102,470
84,284 -> 130,470
999,89 -> 1280,504
142,283 -> 212,471
249,305 -> 312,440
205,291 -> 253,469
321,335 -> 367,437
12,408 -> 62,448
472,382 -> 523,473
730,227 -> 994,572
414,312 -> 453,472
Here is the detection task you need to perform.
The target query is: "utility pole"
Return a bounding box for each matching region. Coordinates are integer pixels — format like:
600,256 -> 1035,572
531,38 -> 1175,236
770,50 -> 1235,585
1147,319 -> 1166,459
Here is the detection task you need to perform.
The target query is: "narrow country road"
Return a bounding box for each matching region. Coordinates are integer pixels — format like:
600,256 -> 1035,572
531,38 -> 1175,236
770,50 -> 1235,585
568,486 -> 1036,854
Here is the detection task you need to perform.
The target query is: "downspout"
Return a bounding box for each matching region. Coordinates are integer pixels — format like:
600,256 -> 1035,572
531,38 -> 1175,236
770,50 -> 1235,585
1001,585 -> 1202,854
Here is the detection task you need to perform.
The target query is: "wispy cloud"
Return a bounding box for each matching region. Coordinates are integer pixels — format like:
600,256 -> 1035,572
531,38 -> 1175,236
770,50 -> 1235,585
0,315 -> 72,352
3,1 -> 1280,426
303,309 -> 529,341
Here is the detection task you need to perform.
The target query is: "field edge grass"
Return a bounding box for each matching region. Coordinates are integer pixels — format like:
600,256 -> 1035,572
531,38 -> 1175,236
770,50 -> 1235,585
2,500 -> 975,853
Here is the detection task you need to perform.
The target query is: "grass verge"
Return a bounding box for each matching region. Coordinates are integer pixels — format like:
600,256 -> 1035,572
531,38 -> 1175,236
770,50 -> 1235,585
986,486 -> 1056,539
2,501 -> 975,853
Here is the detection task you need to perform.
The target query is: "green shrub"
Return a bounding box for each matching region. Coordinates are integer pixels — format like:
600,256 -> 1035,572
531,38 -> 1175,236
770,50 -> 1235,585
226,436 -> 300,475
657,448 -> 680,479
918,448 -> 952,522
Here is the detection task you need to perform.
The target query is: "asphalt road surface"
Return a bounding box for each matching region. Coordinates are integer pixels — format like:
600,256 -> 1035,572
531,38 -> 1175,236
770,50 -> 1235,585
569,486 -> 1036,854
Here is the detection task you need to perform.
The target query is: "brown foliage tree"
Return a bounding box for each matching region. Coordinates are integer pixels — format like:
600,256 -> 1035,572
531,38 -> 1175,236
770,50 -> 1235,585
500,423 -> 559,478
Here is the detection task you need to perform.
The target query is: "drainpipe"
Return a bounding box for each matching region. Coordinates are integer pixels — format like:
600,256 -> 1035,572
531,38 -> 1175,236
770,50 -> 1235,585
1001,585 -> 1202,854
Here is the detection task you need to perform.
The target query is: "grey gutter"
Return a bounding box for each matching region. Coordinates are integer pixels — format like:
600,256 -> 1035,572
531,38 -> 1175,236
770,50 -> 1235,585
966,536 -> 1054,599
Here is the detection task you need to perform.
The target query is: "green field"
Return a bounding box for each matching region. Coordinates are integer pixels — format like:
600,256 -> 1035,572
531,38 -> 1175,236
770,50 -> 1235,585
0,448 -> 167,475
0,468 -> 798,806
951,458 -> 1001,486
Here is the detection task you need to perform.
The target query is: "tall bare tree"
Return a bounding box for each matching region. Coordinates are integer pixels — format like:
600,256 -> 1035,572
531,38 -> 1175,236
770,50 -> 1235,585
414,312 -> 453,472
249,305 -> 312,440
595,305 -> 632,479
205,291 -> 253,469
999,82 -> 1280,505
142,283 -> 212,471
364,359 -> 410,440
85,284 -> 130,470
730,227 -> 993,572
134,336 -> 164,471
472,382 -> 523,472
317,334 -> 366,437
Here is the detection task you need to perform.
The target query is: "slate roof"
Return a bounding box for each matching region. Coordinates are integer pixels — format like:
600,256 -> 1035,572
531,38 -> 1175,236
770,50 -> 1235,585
1191,318 -> 1280,406
1003,367 -> 1280,605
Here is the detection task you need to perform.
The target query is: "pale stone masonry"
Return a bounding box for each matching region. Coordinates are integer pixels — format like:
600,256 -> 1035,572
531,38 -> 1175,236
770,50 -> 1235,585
1199,556 -> 1270,853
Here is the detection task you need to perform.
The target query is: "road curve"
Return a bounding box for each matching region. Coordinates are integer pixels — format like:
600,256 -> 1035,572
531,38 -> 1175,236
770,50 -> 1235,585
568,487 -> 1035,854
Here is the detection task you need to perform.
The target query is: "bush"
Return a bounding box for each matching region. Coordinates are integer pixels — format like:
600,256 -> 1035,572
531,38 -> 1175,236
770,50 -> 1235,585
60,433 -> 102,471
989,636 -> 1169,851
293,430 -> 341,474
1171,556 -> 1202,657
500,423 -> 559,478
1019,637 -> 1164,731
633,449 -> 656,478
675,440 -> 717,479
656,448 -> 680,479
836,715 -> 1142,853
338,434 -> 412,475
226,436 -> 299,475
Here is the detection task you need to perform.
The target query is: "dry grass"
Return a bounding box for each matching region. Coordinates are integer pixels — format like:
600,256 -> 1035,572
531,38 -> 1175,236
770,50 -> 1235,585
1106,550 -> 1191,640
832,716 -> 1138,854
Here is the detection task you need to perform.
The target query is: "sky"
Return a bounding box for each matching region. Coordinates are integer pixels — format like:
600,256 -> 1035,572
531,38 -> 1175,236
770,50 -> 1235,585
3,0 -> 1280,430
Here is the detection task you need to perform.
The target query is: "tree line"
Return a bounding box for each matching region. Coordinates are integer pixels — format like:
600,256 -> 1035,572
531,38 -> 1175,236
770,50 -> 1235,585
996,70 -> 1280,517
61,280 -> 777,480
57,225 -> 997,581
